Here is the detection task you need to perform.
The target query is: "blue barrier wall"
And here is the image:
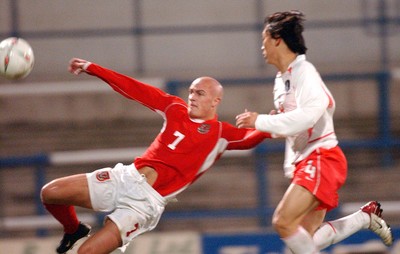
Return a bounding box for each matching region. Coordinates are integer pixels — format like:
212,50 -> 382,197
202,227 -> 400,254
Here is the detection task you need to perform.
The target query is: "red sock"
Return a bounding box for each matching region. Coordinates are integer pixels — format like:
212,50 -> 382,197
44,203 -> 79,234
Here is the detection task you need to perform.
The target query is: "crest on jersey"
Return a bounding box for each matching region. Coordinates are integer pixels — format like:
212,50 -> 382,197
96,171 -> 110,182
198,123 -> 211,134
285,80 -> 291,92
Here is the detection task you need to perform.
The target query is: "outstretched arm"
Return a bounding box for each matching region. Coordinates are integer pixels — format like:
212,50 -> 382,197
222,122 -> 271,150
67,58 -> 182,112
236,109 -> 277,129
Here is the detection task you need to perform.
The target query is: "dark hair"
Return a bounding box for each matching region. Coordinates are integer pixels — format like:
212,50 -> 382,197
264,10 -> 307,54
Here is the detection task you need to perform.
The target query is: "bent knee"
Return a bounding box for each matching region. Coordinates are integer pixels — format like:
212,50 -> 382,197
272,214 -> 287,231
272,213 -> 297,237
78,244 -> 96,254
40,181 -> 59,203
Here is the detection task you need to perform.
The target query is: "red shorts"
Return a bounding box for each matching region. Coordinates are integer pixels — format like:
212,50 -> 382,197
292,146 -> 347,211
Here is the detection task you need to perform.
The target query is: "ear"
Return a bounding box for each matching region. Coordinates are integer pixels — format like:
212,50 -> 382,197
275,38 -> 281,47
212,97 -> 222,107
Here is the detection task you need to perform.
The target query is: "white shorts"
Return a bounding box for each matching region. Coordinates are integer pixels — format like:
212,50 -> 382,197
86,163 -> 166,245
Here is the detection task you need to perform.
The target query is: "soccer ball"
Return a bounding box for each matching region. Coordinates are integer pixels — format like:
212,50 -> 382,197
0,37 -> 35,80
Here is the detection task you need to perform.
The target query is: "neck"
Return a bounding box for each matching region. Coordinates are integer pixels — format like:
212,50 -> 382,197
189,113 -> 216,122
277,52 -> 298,73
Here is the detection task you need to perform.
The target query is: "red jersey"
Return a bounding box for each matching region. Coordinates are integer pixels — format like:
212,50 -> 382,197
86,63 -> 270,198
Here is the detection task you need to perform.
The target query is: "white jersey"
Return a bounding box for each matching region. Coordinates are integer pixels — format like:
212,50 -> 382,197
255,55 -> 338,178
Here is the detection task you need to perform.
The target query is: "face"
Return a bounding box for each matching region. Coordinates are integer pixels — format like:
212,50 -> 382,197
261,28 -> 278,65
187,78 -> 221,120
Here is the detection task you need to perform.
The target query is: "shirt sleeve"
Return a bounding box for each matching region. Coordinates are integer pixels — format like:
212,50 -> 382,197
86,62 -> 182,112
222,122 -> 271,150
255,68 -> 329,136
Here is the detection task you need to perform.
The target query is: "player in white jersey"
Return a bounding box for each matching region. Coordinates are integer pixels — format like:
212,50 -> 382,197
40,58 -> 271,254
236,10 -> 393,254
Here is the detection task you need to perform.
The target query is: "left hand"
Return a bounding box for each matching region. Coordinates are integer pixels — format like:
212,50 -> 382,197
235,110 -> 259,128
68,58 -> 90,75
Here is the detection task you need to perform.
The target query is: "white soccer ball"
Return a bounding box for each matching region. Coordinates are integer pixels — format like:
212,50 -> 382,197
0,37 -> 35,80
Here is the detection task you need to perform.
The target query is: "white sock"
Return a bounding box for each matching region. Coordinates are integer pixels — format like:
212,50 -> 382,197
282,226 -> 319,254
313,210 -> 370,250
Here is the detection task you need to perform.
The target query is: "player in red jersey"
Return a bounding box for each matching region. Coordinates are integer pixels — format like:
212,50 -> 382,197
236,10 -> 393,253
40,58 -> 271,254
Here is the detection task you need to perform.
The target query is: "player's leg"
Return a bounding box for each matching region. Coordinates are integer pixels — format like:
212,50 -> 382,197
41,174 -> 92,208
301,208 -> 327,236
312,209 -> 369,250
313,201 -> 393,250
41,174 -> 91,231
77,219 -> 122,254
296,146 -> 347,251
273,183 -> 322,254
41,174 -> 92,253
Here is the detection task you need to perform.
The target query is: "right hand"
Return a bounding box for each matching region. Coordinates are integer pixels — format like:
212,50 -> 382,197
68,58 -> 90,75
235,110 -> 259,128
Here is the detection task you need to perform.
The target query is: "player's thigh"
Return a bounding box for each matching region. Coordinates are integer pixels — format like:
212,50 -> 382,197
41,174 -> 91,208
301,208 -> 326,236
78,219 -> 122,254
274,183 -> 320,226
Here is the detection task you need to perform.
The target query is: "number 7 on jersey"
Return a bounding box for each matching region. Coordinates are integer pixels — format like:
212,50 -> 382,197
167,131 -> 185,150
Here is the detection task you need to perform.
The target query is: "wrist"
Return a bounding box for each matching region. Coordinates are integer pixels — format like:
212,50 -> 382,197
83,62 -> 92,71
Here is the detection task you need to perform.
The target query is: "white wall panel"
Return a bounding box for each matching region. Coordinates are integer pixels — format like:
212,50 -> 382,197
305,28 -> 381,68
26,36 -> 138,80
16,0 -> 135,31
142,0 -> 258,27
0,1 -> 11,34
143,32 -> 260,73
0,0 -> 398,80
263,0 -> 362,20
